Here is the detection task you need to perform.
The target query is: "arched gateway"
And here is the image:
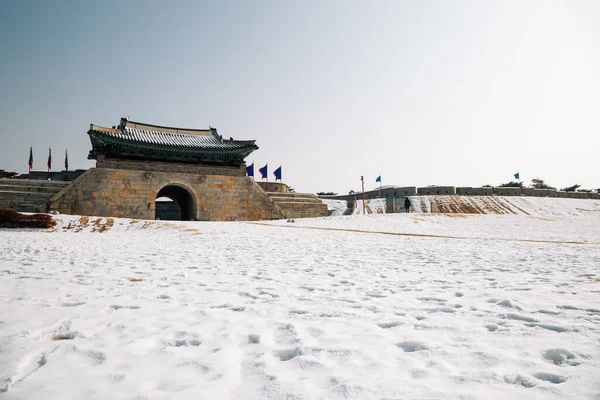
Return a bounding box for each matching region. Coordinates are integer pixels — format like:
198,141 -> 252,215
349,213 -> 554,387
45,117 -> 292,221
155,184 -> 197,221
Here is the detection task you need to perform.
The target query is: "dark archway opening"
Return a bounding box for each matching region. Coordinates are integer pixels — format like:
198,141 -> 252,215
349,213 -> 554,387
155,185 -> 196,221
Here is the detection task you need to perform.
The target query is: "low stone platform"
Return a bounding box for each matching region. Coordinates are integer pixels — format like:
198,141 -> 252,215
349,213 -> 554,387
0,179 -> 71,212
265,192 -> 329,219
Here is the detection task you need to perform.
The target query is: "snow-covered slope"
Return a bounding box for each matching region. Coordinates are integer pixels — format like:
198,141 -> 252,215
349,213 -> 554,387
415,196 -> 600,217
1,208 -> 600,399
323,195 -> 600,218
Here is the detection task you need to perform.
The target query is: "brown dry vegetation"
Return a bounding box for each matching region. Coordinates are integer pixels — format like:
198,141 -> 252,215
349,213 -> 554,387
0,208 -> 56,229
431,197 -> 529,215
61,216 -> 115,233
92,218 -> 114,233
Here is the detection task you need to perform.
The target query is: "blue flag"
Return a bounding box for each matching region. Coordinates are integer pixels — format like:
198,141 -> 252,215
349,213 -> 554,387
376,175 -> 381,183
514,172 -> 520,180
273,166 -> 282,181
47,148 -> 52,171
65,149 -> 69,172
246,162 -> 254,177
28,147 -> 33,171
259,164 -> 268,179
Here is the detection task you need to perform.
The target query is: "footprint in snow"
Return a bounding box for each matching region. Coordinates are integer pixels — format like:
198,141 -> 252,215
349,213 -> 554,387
248,334 -> 260,344
504,374 -> 536,388
164,339 -> 202,347
498,313 -> 536,322
377,321 -> 403,329
496,300 -> 522,310
533,372 -> 567,384
275,347 -> 303,361
542,349 -> 580,366
524,323 -> 569,333
61,302 -> 85,307
428,307 -> 456,314
109,305 -> 140,310
51,332 -> 77,341
396,341 -> 428,352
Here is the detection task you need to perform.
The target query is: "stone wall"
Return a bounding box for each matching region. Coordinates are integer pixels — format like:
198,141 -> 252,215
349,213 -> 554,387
16,170 -> 87,181
566,191 -> 589,199
46,168 -> 284,221
492,187 -> 521,196
382,187 -> 417,197
321,185 -> 599,201
0,179 -> 70,212
321,187 -> 417,202
521,188 -> 560,197
96,156 -> 246,177
456,187 -> 493,196
257,182 -> 289,192
417,186 -> 456,195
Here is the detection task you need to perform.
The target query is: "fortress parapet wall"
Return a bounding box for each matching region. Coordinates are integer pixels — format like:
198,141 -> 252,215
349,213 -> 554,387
456,187 -> 494,196
417,186 -> 456,195
320,186 -> 599,201
492,187 -> 521,196
567,191 -> 590,199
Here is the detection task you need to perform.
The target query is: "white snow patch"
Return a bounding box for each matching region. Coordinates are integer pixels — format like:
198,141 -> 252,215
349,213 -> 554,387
1,205 -> 600,399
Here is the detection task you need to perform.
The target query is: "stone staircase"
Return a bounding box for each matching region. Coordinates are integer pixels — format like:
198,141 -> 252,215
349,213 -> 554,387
264,192 -> 329,219
0,179 -> 72,213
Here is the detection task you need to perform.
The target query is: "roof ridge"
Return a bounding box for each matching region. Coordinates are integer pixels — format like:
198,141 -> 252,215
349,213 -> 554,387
123,118 -> 214,136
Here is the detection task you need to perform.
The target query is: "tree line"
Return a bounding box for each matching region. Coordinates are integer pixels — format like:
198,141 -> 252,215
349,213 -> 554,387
494,178 -> 598,193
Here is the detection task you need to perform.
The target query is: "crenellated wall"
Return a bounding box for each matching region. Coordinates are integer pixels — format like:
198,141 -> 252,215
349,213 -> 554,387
257,182 -> 289,192
456,187 -> 494,196
417,186 -> 455,195
320,185 -> 598,201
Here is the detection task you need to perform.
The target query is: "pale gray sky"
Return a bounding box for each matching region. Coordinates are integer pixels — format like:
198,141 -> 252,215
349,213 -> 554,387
1,0 -> 598,193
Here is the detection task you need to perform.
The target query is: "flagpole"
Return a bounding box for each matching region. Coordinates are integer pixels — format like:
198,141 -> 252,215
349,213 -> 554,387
28,146 -> 32,180
65,148 -> 68,179
361,175 -> 365,214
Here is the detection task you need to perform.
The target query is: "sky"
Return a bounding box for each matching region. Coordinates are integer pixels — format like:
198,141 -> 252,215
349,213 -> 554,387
1,0 -> 599,194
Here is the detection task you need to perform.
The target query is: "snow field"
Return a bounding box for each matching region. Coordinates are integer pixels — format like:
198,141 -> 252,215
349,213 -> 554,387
1,211 -> 599,399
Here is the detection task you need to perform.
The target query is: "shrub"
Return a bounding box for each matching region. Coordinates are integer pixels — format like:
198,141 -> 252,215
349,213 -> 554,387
0,208 -> 57,229
0,169 -> 18,178
531,178 -> 555,190
561,184 -> 580,192
499,181 -> 523,188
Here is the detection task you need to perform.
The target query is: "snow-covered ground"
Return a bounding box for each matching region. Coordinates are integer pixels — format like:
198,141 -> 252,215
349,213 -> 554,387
321,198 -> 386,215
1,207 -> 600,399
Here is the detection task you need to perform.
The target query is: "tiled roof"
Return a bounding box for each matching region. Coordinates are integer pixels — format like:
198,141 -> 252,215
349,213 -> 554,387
89,120 -> 257,153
